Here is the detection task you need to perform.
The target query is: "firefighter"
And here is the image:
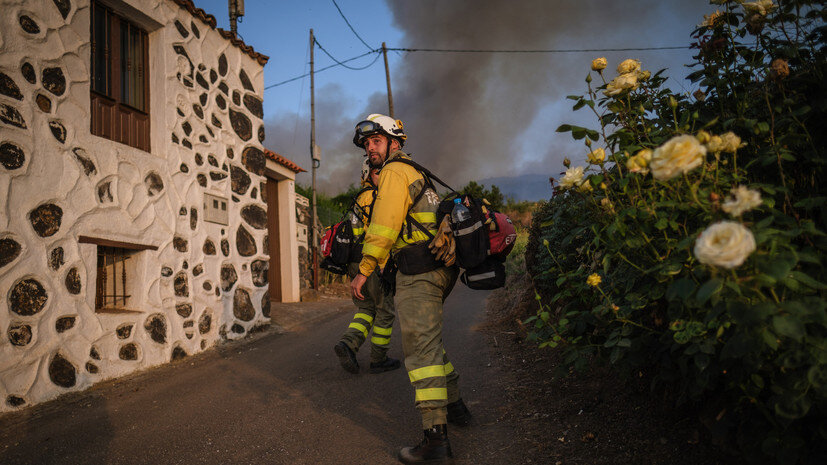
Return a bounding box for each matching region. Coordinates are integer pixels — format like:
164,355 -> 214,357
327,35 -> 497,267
334,163 -> 401,374
350,114 -> 471,464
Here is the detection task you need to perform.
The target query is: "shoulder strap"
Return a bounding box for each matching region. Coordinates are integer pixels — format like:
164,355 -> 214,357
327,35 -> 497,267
345,185 -> 376,222
383,157 -> 451,243
384,157 -> 457,194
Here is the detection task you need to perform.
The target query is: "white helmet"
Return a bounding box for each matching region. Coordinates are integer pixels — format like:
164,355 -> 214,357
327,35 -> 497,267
360,159 -> 381,186
360,159 -> 370,183
353,113 -> 406,148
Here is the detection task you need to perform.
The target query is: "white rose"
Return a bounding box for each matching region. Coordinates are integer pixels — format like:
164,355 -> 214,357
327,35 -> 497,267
694,221 -> 756,269
649,135 -> 707,180
617,59 -> 641,75
603,73 -> 639,97
742,0 -> 776,16
722,185 -> 762,216
706,135 -> 725,153
720,131 -> 743,153
559,166 -> 585,189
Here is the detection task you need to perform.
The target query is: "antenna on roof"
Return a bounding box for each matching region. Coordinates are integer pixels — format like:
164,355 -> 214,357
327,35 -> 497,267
228,0 -> 245,36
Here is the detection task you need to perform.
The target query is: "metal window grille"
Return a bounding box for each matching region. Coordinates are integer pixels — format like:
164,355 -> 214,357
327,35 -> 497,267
95,246 -> 131,309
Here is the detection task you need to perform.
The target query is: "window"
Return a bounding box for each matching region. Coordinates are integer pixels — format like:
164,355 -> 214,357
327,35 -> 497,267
95,246 -> 134,311
90,1 -> 150,152
79,236 -> 155,313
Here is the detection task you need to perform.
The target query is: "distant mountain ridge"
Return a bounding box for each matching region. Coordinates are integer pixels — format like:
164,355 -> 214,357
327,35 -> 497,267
477,173 -> 553,202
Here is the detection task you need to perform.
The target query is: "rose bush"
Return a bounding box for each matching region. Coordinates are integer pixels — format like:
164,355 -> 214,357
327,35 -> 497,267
526,1 -> 826,463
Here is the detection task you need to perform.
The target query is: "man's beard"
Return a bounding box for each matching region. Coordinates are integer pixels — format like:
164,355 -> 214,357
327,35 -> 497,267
368,152 -> 383,167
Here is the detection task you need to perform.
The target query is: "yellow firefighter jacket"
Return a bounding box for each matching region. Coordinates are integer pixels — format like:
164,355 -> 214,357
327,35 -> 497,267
358,151 -> 440,277
349,185 -> 374,239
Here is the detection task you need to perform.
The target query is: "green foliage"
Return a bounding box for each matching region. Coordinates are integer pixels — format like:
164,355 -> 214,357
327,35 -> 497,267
504,198 -> 537,214
505,229 -> 530,277
460,181 -> 505,211
331,184 -> 363,211
295,183 -> 358,227
526,2 -> 826,463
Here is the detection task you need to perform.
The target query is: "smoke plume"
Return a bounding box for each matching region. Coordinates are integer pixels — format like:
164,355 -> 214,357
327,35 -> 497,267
266,0 -> 712,196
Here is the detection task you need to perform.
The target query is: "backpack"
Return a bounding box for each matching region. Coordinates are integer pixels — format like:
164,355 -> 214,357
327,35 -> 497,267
488,212 -> 517,259
384,158 -> 516,289
320,186 -> 375,275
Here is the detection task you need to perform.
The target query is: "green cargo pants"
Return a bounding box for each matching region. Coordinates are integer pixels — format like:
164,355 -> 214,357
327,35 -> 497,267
395,265 -> 460,429
339,262 -> 396,364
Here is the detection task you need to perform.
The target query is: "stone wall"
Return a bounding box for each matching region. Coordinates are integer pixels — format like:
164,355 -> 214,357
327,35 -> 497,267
295,194 -> 312,290
0,0 -> 270,412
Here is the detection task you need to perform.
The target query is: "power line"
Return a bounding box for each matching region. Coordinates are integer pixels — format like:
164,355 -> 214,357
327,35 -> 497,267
331,0 -> 373,51
315,38 -> 382,71
386,45 -> 689,53
264,49 -> 379,90
263,44 -> 690,91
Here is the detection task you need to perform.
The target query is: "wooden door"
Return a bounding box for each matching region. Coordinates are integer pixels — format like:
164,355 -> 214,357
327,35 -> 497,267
266,179 -> 282,302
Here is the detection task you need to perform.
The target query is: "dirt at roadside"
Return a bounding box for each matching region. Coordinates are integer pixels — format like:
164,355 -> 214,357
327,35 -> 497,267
480,271 -> 742,465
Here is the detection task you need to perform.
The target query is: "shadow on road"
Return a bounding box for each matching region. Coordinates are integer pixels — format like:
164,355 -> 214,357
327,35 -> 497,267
0,285 -> 514,464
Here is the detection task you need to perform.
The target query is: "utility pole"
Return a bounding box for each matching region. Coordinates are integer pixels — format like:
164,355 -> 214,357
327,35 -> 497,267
228,0 -> 244,36
309,29 -> 319,290
382,42 -> 394,118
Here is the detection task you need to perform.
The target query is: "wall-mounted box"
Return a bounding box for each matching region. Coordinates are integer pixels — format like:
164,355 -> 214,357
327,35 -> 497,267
203,193 -> 229,225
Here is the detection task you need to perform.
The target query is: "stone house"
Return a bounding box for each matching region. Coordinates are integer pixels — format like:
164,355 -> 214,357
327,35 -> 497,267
0,0 -> 303,412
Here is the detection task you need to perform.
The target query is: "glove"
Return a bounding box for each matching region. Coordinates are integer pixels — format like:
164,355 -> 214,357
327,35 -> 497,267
429,214 -> 455,266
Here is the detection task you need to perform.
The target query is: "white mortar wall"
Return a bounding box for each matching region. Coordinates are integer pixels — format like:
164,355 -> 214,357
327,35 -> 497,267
0,0 -> 272,412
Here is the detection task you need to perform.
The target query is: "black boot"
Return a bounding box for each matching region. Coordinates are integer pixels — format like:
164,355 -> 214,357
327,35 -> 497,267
334,342 -> 359,374
446,398 -> 472,427
369,357 -> 401,374
397,424 -> 452,464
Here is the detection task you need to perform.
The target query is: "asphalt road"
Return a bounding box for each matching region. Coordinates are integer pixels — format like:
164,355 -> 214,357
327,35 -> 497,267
0,284 -> 516,464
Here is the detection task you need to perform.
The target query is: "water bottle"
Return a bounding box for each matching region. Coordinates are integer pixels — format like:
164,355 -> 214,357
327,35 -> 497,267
451,198 -> 471,223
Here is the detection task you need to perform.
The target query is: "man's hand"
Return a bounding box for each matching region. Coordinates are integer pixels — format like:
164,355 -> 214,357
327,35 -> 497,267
350,273 -> 368,300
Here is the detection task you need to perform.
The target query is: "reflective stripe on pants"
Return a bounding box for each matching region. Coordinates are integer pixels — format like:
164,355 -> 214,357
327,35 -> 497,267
339,262 -> 396,363
395,265 -> 460,429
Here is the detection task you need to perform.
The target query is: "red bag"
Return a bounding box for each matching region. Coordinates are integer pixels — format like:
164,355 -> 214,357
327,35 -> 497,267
320,223 -> 337,258
487,212 -> 517,260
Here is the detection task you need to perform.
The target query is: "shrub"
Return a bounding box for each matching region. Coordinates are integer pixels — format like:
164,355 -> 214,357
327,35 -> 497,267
526,1 -> 826,463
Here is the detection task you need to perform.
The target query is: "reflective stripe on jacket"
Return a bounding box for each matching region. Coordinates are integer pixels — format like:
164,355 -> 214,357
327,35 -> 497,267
350,188 -> 374,239
359,151 -> 440,277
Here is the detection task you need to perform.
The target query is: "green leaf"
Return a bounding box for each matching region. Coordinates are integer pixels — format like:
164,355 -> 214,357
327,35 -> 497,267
762,254 -> 797,280
788,271 -> 827,290
556,124 -> 573,133
751,374 -> 765,389
617,338 -> 632,348
761,329 -> 779,350
774,395 -> 811,419
794,197 -> 827,209
696,278 -> 723,304
673,331 -> 691,344
667,278 -> 696,301
772,315 -> 805,341
694,353 -> 710,371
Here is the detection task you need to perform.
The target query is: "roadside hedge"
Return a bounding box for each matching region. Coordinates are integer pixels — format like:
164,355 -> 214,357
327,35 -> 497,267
526,2 -> 826,463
